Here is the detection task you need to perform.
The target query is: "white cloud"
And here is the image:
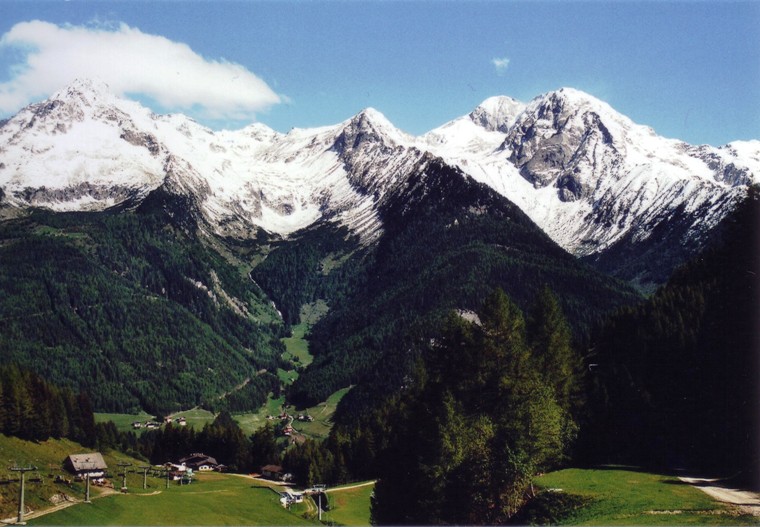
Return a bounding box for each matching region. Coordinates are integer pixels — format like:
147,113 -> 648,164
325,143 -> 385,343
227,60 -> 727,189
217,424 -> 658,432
0,20 -> 282,120
491,56 -> 510,76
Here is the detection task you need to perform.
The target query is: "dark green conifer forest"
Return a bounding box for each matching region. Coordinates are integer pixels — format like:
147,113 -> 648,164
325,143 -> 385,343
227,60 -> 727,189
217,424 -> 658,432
0,209 -> 284,414
0,364 -> 96,446
581,189 -> 760,485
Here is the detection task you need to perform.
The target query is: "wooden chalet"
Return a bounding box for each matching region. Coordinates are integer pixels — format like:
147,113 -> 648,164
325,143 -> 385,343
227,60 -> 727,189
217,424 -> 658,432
179,453 -> 219,472
64,453 -> 108,479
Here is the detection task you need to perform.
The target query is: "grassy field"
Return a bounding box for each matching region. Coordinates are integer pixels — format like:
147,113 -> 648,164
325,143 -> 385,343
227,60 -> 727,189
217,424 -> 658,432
29,473 -> 318,526
95,411 -> 156,435
535,467 -> 759,525
281,300 -> 328,369
325,482 -> 374,526
95,408 -> 216,436
232,394 -> 286,435
232,386 -> 351,439
164,408 -> 215,429
4,431 -> 755,527
282,327 -> 312,369
291,386 -> 352,439
277,366 -> 299,385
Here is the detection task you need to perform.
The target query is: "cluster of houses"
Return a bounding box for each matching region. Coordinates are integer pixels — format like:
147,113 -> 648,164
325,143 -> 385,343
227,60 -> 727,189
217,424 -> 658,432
165,453 -> 225,481
63,451 -> 224,486
266,412 -> 313,423
279,485 -> 327,509
265,411 -> 313,438
63,451 -> 312,511
131,416 -> 187,430
266,411 -> 289,421
131,420 -> 161,430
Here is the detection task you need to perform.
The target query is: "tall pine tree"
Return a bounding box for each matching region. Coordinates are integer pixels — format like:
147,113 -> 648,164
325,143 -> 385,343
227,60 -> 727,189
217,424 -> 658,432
371,289 -> 579,525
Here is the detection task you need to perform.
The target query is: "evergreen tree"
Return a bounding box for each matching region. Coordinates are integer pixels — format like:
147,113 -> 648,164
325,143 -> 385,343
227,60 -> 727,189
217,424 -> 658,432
249,423 -> 280,470
528,287 -> 582,413
371,289 -> 577,524
2,366 -> 34,439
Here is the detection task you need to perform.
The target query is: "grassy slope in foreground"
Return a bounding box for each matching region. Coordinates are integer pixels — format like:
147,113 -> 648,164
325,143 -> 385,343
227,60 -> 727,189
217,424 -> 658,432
326,482 -> 374,526
0,434 -> 146,521
30,473 -> 317,526
536,467 -> 759,525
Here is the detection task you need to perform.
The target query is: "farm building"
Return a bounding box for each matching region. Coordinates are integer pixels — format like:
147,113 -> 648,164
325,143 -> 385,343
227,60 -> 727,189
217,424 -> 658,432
261,464 -> 293,482
64,453 -> 108,479
179,453 -> 219,471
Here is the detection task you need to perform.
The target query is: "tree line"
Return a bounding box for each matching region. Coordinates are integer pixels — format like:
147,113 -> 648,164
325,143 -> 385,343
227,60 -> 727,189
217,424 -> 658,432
0,364 -> 96,446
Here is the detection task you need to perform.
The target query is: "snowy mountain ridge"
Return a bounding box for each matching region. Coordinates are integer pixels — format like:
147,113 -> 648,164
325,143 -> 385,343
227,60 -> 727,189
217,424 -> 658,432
1,79 -> 757,271
422,87 -> 758,257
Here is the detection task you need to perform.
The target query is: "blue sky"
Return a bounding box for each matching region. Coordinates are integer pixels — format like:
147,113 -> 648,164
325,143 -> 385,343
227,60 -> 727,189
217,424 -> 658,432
0,1 -> 758,146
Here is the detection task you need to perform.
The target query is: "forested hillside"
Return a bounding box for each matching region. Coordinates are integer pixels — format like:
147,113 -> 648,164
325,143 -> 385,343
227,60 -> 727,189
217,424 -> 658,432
251,222 -> 363,328
581,187 -> 760,484
0,207 -> 284,414
286,161 -> 641,411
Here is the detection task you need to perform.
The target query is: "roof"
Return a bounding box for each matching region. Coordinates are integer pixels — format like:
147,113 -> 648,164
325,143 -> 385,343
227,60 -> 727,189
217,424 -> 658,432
67,453 -> 108,472
179,453 -> 218,466
261,464 -> 283,473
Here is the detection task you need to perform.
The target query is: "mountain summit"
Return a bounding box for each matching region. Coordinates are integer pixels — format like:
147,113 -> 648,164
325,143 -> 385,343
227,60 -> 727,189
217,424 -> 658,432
468,95 -> 525,133
1,79 -> 758,287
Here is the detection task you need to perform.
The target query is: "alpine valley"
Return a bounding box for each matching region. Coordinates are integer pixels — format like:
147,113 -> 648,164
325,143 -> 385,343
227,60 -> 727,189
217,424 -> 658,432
0,80 -> 758,495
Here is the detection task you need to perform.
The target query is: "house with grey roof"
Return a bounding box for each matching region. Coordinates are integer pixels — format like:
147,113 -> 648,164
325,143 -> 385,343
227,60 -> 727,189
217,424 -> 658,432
64,453 -> 108,478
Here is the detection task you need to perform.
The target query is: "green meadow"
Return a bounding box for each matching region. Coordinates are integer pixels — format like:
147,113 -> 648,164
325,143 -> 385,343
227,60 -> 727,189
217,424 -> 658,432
29,473 -> 317,526
292,386 -> 352,439
94,411 -> 157,436
2,430 -> 755,527
534,467 -> 759,525
326,482 -> 375,526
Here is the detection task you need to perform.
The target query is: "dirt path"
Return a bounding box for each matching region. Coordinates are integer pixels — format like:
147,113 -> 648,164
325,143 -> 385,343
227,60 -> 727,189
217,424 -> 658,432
679,476 -> 760,516
326,480 -> 376,493
1,486 -> 118,524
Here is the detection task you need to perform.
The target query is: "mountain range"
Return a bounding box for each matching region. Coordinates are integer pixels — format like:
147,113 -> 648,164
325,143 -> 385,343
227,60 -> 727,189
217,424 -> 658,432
0,79 -> 757,415
2,78 -> 757,289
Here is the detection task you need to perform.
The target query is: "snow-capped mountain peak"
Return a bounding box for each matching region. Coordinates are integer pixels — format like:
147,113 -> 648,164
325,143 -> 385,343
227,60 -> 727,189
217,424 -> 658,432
52,77 -> 115,105
0,79 -> 168,212
468,95 -> 525,133
420,96 -> 526,157
422,86 -> 758,273
333,107 -> 412,154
